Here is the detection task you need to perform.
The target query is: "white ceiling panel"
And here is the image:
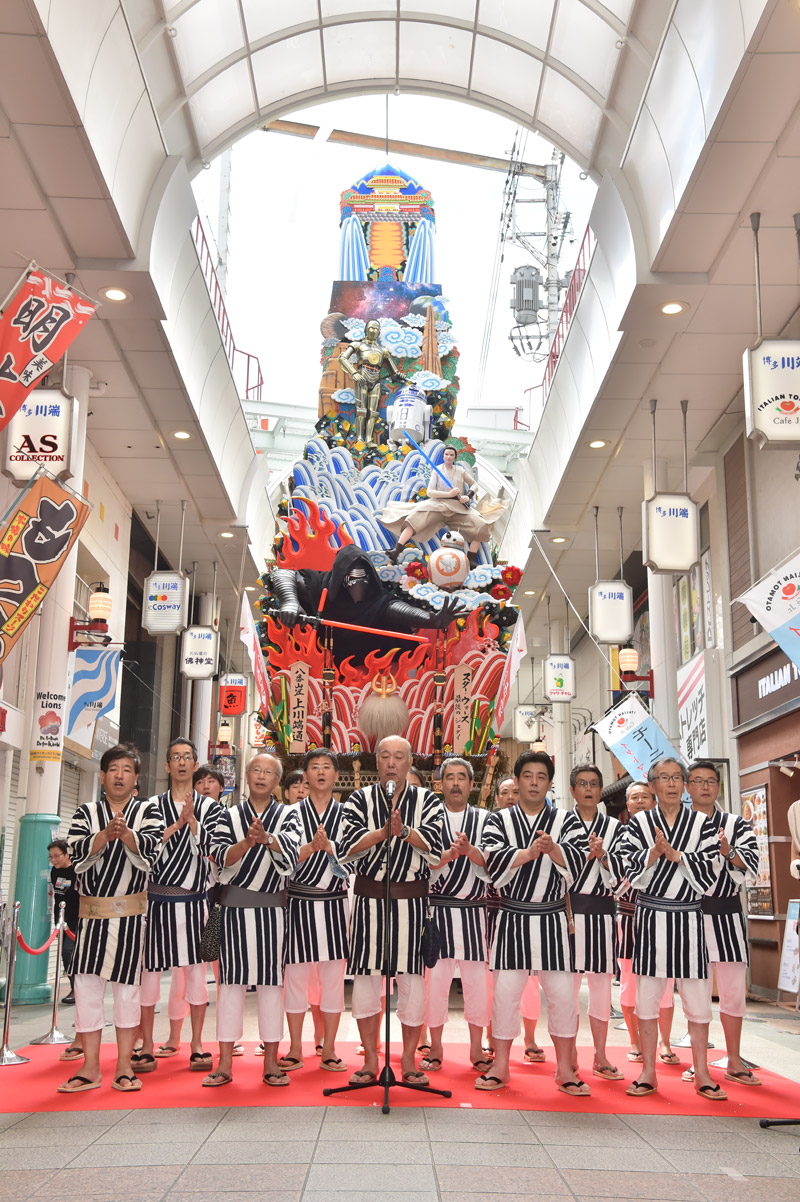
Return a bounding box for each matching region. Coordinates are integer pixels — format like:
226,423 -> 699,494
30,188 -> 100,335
470,36 -> 542,117
172,0 -> 245,86
189,60 -> 254,147
398,21 -> 473,87
478,0 -> 555,48
252,31 -> 324,107
550,0 -> 621,99
242,0 -> 318,41
537,67 -> 602,160
323,21 -> 396,85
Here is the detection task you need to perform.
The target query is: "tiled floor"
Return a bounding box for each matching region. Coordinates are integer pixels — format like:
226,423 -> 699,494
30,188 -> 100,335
3,980 -> 799,1201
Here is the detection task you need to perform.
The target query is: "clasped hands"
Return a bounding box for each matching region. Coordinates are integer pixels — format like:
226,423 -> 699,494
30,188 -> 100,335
245,818 -> 272,848
652,828 -> 681,863
526,830 -> 556,860
103,813 -> 129,843
588,832 -> 606,861
311,823 -> 332,854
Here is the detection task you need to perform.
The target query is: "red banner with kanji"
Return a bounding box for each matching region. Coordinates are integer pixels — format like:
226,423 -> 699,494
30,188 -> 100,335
0,470 -> 91,663
0,267 -> 96,432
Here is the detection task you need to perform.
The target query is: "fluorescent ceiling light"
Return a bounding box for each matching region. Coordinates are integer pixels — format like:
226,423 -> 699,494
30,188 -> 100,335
100,286 -> 131,303
661,301 -> 685,315
173,430 -> 191,440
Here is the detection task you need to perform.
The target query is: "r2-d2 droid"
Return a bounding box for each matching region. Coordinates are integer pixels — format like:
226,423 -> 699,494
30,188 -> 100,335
386,384 -> 431,444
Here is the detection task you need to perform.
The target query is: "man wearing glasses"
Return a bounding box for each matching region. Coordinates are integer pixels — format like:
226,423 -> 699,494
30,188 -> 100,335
568,764 -> 627,1081
620,758 -> 723,1100
684,760 -> 760,1086
205,753 -> 301,1087
137,739 -> 224,1074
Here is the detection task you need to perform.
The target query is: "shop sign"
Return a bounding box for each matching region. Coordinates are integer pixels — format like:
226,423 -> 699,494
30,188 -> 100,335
142,571 -> 189,635
543,655 -> 575,702
677,651 -> 707,761
738,547 -> 800,673
30,688 -> 65,763
588,581 -> 633,643
219,673 -> 247,715
248,712 -> 270,748
741,786 -> 772,915
642,493 -> 700,574
180,626 -> 218,679
732,644 -> 800,727
3,393 -> 74,483
513,705 -> 539,743
90,715 -> 120,764
701,549 -> 715,648
744,341 -> 800,448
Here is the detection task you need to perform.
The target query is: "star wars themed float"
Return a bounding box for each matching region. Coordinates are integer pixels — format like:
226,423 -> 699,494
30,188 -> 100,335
255,164 -> 523,795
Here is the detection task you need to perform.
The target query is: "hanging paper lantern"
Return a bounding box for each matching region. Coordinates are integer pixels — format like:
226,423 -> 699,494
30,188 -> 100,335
618,644 -> 639,674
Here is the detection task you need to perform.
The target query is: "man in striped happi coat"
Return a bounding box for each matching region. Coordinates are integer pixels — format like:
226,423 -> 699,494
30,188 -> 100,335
684,759 -> 761,1086
422,757 -> 491,1074
281,748 -> 350,1075
59,744 -> 164,1095
615,780 -> 675,1065
203,753 -> 302,1088
620,757 -> 723,1101
568,763 -> 627,1081
339,735 -> 442,1088
137,738 -> 224,1075
480,750 -> 589,1096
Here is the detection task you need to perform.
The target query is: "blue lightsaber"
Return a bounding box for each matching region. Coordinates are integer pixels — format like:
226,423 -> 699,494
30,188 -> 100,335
402,430 -> 453,490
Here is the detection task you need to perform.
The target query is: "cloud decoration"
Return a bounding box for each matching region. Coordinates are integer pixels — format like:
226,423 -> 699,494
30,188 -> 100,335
332,388 -> 356,407
380,319 -> 423,358
409,370 -> 448,392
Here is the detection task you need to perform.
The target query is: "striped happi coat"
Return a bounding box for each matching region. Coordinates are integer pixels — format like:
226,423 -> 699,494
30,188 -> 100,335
569,810 -> 625,975
144,789 -> 224,972
340,782 -> 442,976
68,796 -> 164,985
615,878 -> 638,960
430,803 -> 490,962
482,803 -> 588,972
701,807 -> 758,964
621,804 -> 719,979
211,797 -> 301,986
286,796 -> 349,965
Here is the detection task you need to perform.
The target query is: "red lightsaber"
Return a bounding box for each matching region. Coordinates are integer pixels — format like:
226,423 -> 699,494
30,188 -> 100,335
317,588 -> 427,643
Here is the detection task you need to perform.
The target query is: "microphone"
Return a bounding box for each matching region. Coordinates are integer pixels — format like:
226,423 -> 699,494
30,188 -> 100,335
385,780 -> 396,802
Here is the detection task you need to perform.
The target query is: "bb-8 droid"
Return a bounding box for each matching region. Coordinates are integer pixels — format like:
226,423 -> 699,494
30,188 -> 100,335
428,530 -> 470,590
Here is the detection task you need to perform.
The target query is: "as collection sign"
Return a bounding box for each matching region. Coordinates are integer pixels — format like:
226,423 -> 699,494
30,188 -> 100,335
3,393 -> 74,484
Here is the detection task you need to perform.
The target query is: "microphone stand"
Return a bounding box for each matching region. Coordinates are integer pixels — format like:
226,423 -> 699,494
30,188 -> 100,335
323,778 -> 452,1113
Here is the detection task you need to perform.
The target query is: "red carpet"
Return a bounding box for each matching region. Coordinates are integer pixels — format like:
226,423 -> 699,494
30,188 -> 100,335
4,1041 -> 798,1117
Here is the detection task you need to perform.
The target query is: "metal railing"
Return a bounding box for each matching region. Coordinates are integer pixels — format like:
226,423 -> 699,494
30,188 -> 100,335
191,217 -> 264,401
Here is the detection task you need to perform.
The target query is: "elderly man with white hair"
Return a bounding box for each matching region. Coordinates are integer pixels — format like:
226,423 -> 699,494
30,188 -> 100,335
203,753 -> 301,1089
339,735 -> 442,1087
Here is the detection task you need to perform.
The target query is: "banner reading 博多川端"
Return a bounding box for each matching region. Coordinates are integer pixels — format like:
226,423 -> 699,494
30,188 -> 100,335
66,648 -> 120,736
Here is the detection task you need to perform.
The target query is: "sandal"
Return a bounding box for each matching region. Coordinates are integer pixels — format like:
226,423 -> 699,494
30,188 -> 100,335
475,1074 -> 508,1091
626,1079 -> 657,1097
189,1052 -> 214,1072
659,1050 -> 681,1065
681,1067 -> 695,1083
627,1050 -> 644,1063
696,1083 -> 728,1102
202,1070 -> 232,1087
472,1057 -> 493,1073
724,1069 -> 761,1086
59,1045 -> 84,1062
277,1055 -> 304,1071
320,1057 -> 348,1072
593,1064 -> 624,1081
557,1079 -> 590,1097
416,1043 -> 431,1056
154,1044 -> 179,1058
263,1071 -> 290,1087
349,1068 -> 377,1085
130,1052 -> 157,1073
402,1069 -> 429,1085
112,1074 -> 142,1092
523,1046 -> 545,1064
419,1056 -> 442,1072
315,1043 -> 324,1056
232,1043 -> 244,1057
57,1074 -> 101,1093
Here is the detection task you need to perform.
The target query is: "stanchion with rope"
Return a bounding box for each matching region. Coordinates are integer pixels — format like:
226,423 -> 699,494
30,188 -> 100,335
0,902 -> 29,1066
30,901 -> 72,1046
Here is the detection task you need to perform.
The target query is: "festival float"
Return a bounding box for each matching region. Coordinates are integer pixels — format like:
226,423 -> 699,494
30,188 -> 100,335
254,163 -> 523,794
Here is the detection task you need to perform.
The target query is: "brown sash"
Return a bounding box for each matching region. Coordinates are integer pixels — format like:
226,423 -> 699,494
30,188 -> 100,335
79,891 -> 147,919
354,876 -> 429,901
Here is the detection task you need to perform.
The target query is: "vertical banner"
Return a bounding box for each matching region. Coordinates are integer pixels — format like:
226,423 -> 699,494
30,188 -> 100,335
493,612 -> 527,734
592,692 -> 685,782
289,662 -> 310,753
0,469 -> 90,663
239,594 -> 271,718
738,549 -> 800,672
677,651 -> 707,761
452,663 -> 472,754
0,267 -> 96,432
66,647 -> 120,736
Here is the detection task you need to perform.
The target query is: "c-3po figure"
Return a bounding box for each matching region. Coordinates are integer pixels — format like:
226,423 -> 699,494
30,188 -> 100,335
337,318 -> 404,443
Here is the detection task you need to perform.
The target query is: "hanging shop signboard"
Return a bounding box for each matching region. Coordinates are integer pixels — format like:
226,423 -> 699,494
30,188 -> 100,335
588,581 -> 633,644
3,392 -> 75,484
677,651 -> 708,762
642,493 -> 700,574
744,341 -> 800,448
142,571 -> 190,635
543,655 -> 575,702
219,672 -> 247,715
513,705 -> 540,743
180,625 -> 218,679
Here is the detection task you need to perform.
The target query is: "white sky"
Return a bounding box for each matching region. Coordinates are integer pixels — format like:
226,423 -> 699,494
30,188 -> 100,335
192,93 -> 596,431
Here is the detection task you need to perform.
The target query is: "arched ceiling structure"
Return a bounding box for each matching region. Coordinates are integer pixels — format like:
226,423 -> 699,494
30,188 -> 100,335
129,0 -> 665,178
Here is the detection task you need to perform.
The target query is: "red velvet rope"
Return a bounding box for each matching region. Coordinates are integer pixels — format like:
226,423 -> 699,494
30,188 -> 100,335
64,926 -> 76,940
16,927 -> 60,956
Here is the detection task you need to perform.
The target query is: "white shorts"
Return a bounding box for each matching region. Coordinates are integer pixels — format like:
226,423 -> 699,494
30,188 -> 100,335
284,960 -> 345,1015
74,974 -> 140,1033
425,958 -> 490,1028
492,969 -> 577,1041
573,972 -> 612,1022
635,975 -> 711,1024
710,960 -> 747,1018
352,973 -> 425,1027
216,983 -> 283,1043
140,963 -> 208,1015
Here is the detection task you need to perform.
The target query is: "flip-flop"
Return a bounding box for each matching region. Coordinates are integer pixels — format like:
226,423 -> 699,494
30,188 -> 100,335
154,1044 -> 179,1058
681,1067 -> 695,1083
57,1074 -> 101,1094
626,1079 -> 657,1097
202,1070 -> 232,1087
416,1043 -> 431,1056
523,1046 -> 545,1063
659,1050 -> 681,1065
627,1050 -> 644,1062
696,1083 -> 728,1102
593,1064 -> 624,1081
419,1056 -> 442,1072
402,1070 -> 429,1085
320,1057 -> 348,1072
130,1052 -> 157,1073
112,1074 -> 142,1092
472,1057 -> 493,1073
232,1043 -> 244,1057
315,1043 -> 323,1056
263,1071 -> 290,1087
277,1055 -> 304,1071
557,1079 -> 590,1097
254,1043 -> 265,1055
475,1074 -> 508,1091
349,1068 -> 377,1085
189,1052 -> 214,1071
59,1046 -> 84,1062
724,1069 -> 762,1086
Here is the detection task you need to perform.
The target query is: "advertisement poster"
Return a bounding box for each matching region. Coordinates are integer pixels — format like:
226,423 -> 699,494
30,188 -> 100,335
777,899 -> 800,995
742,786 -> 773,916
